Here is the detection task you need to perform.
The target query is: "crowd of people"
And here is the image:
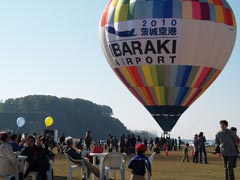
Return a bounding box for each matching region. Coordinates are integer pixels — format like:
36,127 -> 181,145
0,132 -> 55,180
0,121 -> 239,180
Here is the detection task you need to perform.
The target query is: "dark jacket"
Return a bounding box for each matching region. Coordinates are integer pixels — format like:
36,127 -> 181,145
65,147 -> 82,160
128,154 -> 151,176
215,129 -> 238,157
21,144 -> 53,172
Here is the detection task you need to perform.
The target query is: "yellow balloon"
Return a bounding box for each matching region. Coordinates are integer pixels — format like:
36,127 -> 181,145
45,116 -> 54,127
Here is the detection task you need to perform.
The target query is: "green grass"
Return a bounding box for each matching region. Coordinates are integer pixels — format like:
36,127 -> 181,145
36,148 -> 240,180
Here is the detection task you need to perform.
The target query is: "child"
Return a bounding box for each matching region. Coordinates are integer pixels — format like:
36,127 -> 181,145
182,143 -> 190,162
128,144 -> 151,180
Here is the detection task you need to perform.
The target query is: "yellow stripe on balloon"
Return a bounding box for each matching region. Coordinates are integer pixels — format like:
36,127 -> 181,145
215,5 -> 224,23
154,87 -> 162,105
159,87 -> 165,105
150,66 -> 158,86
115,4 -> 129,22
208,0 -> 213,4
120,67 -> 137,87
231,11 -> 237,29
182,1 -> 193,19
111,0 -> 118,7
142,65 -> 153,87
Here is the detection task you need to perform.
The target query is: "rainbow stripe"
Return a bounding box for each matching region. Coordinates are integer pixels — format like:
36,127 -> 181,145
101,0 -> 236,29
114,65 -> 221,106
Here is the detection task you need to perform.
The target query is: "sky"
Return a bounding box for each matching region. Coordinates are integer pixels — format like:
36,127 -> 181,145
0,0 -> 239,139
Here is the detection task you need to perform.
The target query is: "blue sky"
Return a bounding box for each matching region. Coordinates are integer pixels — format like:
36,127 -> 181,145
0,0 -> 239,139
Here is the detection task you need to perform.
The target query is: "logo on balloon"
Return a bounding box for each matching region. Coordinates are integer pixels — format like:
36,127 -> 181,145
106,19 -> 180,67
106,26 -> 137,37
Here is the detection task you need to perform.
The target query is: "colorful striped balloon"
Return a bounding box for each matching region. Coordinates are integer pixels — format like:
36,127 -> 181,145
99,0 -> 237,132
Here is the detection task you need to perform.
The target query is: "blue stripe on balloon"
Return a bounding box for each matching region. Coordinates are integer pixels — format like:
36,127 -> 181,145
164,0 -> 173,18
222,0 -> 230,8
181,66 -> 192,87
175,66 -> 185,87
176,87 -> 189,106
153,0 -> 164,18
208,4 -> 216,22
169,65 -> 178,86
134,1 -> 151,19
173,0 -> 182,18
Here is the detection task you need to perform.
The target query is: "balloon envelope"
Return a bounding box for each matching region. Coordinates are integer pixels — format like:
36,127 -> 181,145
45,116 -> 54,127
100,0 -> 237,132
17,117 -> 25,128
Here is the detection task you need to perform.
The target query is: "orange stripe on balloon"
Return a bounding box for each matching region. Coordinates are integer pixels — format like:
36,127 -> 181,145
182,1 -> 193,19
121,67 -> 137,87
193,67 -> 211,88
203,70 -> 221,90
100,0 -> 112,27
128,66 -> 144,87
222,7 -> 228,25
139,87 -> 155,106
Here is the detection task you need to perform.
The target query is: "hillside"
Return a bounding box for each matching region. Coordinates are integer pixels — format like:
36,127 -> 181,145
0,95 -> 129,139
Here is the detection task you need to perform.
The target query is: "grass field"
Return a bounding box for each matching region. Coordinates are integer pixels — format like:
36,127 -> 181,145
53,148 -> 240,180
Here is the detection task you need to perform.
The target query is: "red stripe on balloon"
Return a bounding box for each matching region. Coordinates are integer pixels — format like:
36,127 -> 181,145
192,1 -> 201,20
213,0 -> 223,6
114,68 -> 131,88
194,67 -> 211,88
129,87 -> 145,105
128,66 -> 144,87
144,87 -> 156,105
225,8 -> 233,26
100,0 -> 112,27
185,88 -> 202,106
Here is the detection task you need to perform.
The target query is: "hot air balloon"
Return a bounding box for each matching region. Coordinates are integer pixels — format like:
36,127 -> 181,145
99,0 -> 237,133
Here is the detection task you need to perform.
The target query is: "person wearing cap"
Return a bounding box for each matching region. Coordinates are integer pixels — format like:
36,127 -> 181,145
0,132 -> 23,179
215,120 -> 238,180
128,144 -> 151,180
64,136 -> 115,180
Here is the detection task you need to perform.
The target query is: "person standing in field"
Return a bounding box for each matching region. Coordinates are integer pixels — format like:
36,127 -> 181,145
193,134 -> 199,163
215,120 -> 238,180
198,132 -> 208,164
181,143 -> 190,162
85,130 -> 92,151
178,137 -> 182,151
